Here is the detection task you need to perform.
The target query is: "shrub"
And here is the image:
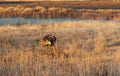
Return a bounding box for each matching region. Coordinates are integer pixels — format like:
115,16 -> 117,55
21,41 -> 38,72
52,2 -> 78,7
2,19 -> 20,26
48,7 -> 59,12
34,6 -> 46,13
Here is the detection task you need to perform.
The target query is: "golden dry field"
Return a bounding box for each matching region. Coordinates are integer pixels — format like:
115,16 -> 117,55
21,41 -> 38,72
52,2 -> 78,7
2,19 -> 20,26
0,20 -> 120,76
0,1 -> 120,9
0,1 -> 120,76
0,1 -> 120,20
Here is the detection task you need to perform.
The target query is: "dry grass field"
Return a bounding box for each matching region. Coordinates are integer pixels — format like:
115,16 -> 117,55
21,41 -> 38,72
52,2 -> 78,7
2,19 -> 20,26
0,1 -> 120,76
0,1 -> 120,9
0,20 -> 120,76
0,1 -> 120,20
0,6 -> 120,20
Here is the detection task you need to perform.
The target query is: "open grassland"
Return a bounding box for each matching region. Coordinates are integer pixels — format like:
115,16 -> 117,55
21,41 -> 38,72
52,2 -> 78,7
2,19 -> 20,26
0,20 -> 120,76
0,1 -> 120,20
0,1 -> 120,9
0,6 -> 120,20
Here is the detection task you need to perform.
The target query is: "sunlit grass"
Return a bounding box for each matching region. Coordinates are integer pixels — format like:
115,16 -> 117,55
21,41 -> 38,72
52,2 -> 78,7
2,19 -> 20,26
0,6 -> 120,20
0,20 -> 120,76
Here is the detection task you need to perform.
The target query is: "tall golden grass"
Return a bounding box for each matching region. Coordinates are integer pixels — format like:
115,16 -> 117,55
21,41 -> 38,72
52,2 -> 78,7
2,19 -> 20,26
0,20 -> 120,76
0,6 -> 120,20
